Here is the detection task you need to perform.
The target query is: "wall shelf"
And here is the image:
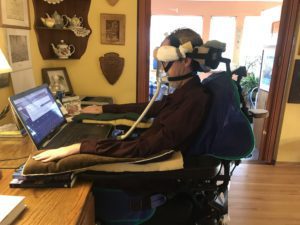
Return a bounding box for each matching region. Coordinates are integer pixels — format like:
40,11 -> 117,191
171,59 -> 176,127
33,0 -> 92,59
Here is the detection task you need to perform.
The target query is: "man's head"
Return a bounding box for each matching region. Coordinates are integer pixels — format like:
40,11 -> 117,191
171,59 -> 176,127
158,28 -> 203,88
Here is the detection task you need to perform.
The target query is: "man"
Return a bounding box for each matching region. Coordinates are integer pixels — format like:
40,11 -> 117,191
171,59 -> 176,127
33,28 -> 211,163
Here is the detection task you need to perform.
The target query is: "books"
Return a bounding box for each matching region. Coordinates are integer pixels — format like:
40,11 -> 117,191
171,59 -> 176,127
10,165 -> 77,188
0,195 -> 26,225
9,176 -> 77,188
80,96 -> 113,106
0,124 -> 26,138
0,130 -> 26,138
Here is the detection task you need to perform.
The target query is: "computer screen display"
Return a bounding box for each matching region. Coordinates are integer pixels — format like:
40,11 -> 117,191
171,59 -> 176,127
9,85 -> 65,146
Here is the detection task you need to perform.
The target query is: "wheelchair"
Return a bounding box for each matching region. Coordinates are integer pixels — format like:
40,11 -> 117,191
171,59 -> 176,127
79,42 -> 254,225
80,74 -> 254,225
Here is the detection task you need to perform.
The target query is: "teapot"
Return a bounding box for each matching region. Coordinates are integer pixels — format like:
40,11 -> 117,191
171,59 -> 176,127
52,11 -> 67,29
51,40 -> 75,59
63,14 -> 83,28
40,13 -> 55,28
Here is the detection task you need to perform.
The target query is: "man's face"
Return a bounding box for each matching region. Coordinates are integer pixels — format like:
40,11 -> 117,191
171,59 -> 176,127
160,39 -> 193,89
160,39 -> 186,78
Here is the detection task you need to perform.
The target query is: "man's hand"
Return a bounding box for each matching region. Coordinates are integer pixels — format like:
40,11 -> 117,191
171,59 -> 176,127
33,143 -> 81,163
80,105 -> 103,114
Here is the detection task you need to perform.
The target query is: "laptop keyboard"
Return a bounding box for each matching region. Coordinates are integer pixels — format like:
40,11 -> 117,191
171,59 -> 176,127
44,123 -> 112,149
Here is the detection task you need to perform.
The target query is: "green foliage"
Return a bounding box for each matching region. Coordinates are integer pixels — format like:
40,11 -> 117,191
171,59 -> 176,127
240,73 -> 259,94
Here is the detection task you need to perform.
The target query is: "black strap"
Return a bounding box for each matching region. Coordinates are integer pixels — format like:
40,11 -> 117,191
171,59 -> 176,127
163,61 -> 174,73
168,72 -> 195,82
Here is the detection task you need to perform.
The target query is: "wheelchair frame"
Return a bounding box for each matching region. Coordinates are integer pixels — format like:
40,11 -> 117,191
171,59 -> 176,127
81,156 -> 241,225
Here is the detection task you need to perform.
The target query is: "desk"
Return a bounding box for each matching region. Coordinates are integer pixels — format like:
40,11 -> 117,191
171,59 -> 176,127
0,138 -> 95,225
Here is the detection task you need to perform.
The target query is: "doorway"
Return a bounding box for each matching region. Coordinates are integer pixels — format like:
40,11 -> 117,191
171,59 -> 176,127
137,0 -> 300,163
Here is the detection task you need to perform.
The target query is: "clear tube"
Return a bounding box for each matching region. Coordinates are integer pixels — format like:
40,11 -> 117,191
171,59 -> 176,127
117,62 -> 167,140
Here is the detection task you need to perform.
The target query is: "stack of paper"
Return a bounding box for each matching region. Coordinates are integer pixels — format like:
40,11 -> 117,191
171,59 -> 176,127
0,195 -> 26,225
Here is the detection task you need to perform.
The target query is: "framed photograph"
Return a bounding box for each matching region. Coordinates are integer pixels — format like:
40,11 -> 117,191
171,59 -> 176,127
0,0 -> 30,29
259,46 -> 276,92
42,67 -> 73,95
100,13 -> 125,45
7,28 -> 32,71
288,60 -> 300,103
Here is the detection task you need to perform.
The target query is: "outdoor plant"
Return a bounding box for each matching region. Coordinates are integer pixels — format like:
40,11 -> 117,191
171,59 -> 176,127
240,57 -> 261,108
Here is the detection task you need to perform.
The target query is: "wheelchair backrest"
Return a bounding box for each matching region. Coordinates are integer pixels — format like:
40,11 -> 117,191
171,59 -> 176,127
187,71 -> 254,160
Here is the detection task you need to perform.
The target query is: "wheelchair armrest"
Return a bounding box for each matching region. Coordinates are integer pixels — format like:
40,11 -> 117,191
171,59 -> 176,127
249,108 -> 269,118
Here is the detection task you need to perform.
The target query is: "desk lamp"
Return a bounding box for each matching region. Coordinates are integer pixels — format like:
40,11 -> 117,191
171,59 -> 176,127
0,48 -> 12,75
0,48 -> 12,180
0,48 -> 12,120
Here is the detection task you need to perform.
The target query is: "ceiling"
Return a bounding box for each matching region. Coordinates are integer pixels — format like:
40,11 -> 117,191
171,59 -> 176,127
176,0 -> 282,2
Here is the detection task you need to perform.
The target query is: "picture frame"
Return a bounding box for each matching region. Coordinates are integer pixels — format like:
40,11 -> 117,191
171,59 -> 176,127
288,60 -> 300,103
100,13 -> 125,45
7,28 -> 32,71
42,67 -> 73,95
0,0 -> 30,29
259,46 -> 276,92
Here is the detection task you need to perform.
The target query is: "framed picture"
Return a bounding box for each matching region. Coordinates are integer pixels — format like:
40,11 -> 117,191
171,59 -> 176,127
7,28 -> 32,71
288,60 -> 300,103
42,67 -> 73,95
0,0 -> 30,29
259,46 -> 276,92
100,13 -> 125,45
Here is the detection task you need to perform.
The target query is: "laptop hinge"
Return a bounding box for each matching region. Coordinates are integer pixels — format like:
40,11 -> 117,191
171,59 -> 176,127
41,123 -> 68,148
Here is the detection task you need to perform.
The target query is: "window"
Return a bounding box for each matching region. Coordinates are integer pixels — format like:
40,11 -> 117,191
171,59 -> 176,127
239,16 -> 265,77
209,16 -> 236,69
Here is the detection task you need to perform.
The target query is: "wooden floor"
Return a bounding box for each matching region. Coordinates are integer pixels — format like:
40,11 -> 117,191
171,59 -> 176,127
229,163 -> 300,225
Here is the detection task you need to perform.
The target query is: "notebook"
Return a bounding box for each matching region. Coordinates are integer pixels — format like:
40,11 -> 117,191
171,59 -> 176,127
0,195 -> 26,225
9,84 -> 112,150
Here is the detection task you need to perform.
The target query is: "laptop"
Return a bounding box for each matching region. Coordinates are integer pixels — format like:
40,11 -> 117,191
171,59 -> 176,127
9,84 -> 112,150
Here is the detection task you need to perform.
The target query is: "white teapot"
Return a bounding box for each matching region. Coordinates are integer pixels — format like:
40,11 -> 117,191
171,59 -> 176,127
63,14 -> 83,28
51,40 -> 75,59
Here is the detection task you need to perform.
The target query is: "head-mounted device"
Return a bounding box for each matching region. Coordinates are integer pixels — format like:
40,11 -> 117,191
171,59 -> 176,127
153,40 -> 227,72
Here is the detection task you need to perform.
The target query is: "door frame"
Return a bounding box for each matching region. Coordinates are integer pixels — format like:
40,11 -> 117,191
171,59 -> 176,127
259,0 -> 299,163
136,0 -> 300,163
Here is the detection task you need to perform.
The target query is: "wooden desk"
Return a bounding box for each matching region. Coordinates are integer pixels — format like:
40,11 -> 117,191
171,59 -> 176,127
0,138 -> 95,225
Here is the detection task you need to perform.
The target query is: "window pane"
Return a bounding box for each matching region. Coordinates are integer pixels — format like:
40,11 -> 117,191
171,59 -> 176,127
209,16 -> 236,64
239,16 -> 265,77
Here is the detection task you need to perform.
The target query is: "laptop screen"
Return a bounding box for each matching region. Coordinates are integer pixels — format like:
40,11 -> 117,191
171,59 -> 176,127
9,84 -> 65,146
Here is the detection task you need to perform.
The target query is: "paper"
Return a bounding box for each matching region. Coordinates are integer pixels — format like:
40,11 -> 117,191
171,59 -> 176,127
0,195 -> 26,225
10,68 -> 36,94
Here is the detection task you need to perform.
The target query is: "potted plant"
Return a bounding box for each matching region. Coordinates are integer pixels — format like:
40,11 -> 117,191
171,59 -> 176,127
240,57 -> 260,108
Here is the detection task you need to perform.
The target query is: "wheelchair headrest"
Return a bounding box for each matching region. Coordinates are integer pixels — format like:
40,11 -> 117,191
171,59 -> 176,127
186,40 -> 226,70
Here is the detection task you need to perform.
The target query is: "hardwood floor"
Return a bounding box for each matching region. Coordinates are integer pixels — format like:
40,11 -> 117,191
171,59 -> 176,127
229,163 -> 300,225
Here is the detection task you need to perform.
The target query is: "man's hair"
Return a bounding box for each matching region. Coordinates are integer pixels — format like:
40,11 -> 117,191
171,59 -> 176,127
167,28 -> 203,72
